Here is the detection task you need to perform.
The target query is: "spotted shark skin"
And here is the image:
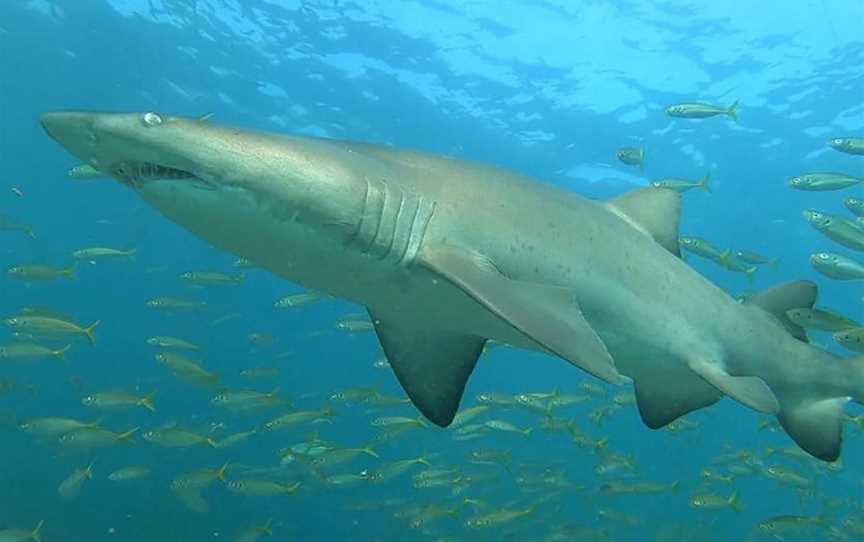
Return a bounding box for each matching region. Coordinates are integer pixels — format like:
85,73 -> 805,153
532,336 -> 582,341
42,110 -> 864,461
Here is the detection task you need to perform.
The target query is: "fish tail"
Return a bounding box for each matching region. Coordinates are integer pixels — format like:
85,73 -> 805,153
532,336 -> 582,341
727,99 -> 739,121
670,481 -> 682,494
215,462 -> 230,482
206,437 -> 219,448
728,490 -> 743,513
26,228 -> 37,239
594,437 -> 610,453
30,520 -> 44,542
64,263 -> 78,279
53,344 -> 72,359
700,172 -> 712,193
140,392 -> 156,412
522,427 -> 534,438
261,519 -> 274,535
83,320 -> 100,345
88,417 -> 104,429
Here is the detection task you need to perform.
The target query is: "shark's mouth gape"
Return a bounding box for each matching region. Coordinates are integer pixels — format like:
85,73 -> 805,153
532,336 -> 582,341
110,161 -> 209,188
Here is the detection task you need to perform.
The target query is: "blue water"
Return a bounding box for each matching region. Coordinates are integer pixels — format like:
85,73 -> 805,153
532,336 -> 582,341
1,1 -> 864,540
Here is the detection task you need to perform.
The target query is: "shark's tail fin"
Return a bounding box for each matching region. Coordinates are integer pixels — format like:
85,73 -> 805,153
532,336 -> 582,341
742,280 -> 854,462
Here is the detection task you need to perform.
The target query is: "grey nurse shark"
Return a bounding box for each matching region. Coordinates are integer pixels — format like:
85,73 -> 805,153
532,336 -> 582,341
41,110 -> 864,461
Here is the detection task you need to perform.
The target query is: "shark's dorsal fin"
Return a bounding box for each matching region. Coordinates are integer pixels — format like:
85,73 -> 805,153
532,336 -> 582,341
779,397 -> 848,462
633,370 -> 723,429
419,245 -> 624,385
607,187 -> 682,257
368,308 -> 485,427
744,281 -> 816,343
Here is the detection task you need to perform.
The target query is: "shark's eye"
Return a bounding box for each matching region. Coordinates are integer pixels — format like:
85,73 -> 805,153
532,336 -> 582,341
142,112 -> 163,127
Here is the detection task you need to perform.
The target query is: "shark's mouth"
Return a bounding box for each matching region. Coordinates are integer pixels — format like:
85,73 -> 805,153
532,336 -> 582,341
110,161 -> 202,187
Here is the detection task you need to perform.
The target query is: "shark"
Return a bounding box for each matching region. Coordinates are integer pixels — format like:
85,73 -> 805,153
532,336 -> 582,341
41,110 -> 864,462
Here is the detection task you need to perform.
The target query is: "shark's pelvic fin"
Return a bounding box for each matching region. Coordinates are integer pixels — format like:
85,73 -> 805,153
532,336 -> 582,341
419,245 -> 624,385
368,308 -> 485,427
778,397 -> 848,462
633,370 -> 723,429
687,358 -> 780,414
607,187 -> 682,257
744,281 -> 817,343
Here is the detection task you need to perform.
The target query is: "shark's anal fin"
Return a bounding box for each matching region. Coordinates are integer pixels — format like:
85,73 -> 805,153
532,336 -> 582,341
419,245 -> 623,385
779,398 -> 848,462
744,281 -> 817,343
607,187 -> 682,257
633,371 -> 723,429
687,358 -> 780,414
368,309 -> 485,427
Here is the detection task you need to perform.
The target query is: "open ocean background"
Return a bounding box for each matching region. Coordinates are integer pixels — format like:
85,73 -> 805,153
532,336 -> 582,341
1,1 -> 863,540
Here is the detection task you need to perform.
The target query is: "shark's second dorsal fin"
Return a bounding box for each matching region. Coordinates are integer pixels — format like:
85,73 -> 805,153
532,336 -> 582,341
607,187 -> 682,257
744,281 -> 817,342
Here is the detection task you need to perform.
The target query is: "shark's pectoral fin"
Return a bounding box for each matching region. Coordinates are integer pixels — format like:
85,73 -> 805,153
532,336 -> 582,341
607,187 -> 682,257
744,281 -> 817,343
687,359 -> 780,414
368,309 -> 485,427
418,245 -> 623,384
778,398 -> 848,462
633,371 -> 723,429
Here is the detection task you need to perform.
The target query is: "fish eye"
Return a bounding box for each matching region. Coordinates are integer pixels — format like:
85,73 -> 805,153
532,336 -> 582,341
142,112 -> 163,127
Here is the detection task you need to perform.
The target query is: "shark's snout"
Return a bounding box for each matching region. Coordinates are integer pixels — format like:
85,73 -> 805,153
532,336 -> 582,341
41,111 -> 94,143
40,111 -> 104,166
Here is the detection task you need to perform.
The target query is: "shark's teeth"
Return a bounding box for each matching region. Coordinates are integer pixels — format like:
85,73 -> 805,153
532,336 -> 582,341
111,161 -> 196,184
